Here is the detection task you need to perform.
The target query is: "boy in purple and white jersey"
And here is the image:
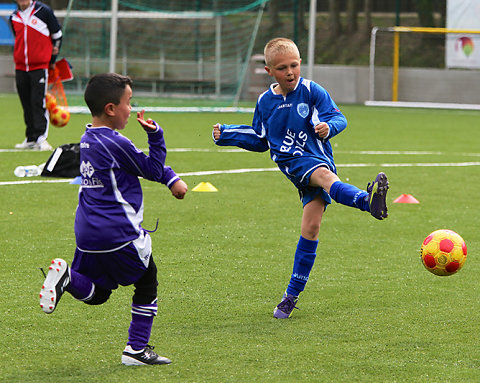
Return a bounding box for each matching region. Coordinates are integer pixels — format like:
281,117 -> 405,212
39,73 -> 188,365
213,38 -> 389,319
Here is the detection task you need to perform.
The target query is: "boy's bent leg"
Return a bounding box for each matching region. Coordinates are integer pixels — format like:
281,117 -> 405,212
68,249 -> 112,304
39,257 -> 105,313
39,258 -> 70,314
67,269 -> 96,302
309,167 -> 372,212
328,172 -> 389,219
329,181 -> 369,211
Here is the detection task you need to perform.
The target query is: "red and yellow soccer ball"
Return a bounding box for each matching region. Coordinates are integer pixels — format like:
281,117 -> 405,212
420,229 -> 467,276
50,105 -> 70,127
45,92 -> 57,111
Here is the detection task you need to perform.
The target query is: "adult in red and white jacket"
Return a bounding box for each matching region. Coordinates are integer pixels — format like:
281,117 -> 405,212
10,0 -> 62,151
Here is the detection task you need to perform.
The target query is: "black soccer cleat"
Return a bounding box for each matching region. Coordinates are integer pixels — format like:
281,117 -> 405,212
273,292 -> 299,319
121,345 -> 172,366
367,172 -> 389,220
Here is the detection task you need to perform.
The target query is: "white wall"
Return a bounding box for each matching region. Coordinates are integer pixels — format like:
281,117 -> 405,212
1,55 -> 480,105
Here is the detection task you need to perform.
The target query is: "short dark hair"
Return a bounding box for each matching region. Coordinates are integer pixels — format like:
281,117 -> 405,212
84,73 -> 133,117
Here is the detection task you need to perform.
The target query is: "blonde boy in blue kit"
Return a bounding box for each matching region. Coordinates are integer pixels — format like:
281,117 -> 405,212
213,38 -> 389,318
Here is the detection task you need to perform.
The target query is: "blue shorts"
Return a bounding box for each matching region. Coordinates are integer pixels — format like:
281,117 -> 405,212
276,156 -> 334,207
298,185 -> 331,207
71,242 -> 150,291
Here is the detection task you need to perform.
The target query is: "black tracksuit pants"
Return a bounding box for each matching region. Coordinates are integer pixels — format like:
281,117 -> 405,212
15,69 -> 49,143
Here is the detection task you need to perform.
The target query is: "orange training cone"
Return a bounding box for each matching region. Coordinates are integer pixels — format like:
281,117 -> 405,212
393,194 -> 420,204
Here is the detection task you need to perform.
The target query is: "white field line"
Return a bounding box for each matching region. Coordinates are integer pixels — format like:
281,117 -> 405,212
3,147 -> 480,156
0,148 -> 246,153
2,148 -> 480,186
2,161 -> 480,186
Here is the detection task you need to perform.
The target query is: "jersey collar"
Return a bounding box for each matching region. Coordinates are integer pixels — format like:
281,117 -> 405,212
269,77 -> 303,97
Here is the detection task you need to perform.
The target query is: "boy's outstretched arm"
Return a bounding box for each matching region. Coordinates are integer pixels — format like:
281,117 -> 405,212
212,123 -> 269,152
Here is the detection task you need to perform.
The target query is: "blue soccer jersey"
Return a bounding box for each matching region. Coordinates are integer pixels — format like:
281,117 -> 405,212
74,124 -> 179,252
215,78 -> 347,189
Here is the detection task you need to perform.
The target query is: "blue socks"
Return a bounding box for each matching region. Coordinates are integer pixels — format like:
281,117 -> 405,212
286,236 -> 318,297
329,180 -> 370,211
284,182 -> 369,297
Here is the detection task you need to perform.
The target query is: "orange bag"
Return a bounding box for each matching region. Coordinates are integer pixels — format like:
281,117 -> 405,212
47,59 -> 73,127
47,59 -> 73,107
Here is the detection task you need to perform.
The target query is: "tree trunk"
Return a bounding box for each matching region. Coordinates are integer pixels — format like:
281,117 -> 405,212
416,0 -> 435,27
297,0 -> 307,34
346,0 -> 358,34
50,0 -> 69,10
267,0 -> 282,31
363,0 -> 373,35
434,0 -> 447,27
328,0 -> 342,38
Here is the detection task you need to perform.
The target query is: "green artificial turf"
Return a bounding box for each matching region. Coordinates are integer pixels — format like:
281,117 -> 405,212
1,93 -> 480,382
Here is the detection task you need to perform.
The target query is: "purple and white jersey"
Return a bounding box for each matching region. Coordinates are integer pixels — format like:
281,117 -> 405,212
74,124 -> 179,252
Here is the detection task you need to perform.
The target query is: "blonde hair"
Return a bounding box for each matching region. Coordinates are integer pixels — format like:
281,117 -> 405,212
264,38 -> 301,67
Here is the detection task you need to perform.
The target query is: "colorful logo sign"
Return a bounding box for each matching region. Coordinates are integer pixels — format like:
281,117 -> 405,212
455,36 -> 474,57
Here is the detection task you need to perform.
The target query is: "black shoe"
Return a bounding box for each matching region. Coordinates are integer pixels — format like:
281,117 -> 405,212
39,258 -> 70,314
122,345 -> 172,366
273,292 -> 299,319
367,172 -> 389,220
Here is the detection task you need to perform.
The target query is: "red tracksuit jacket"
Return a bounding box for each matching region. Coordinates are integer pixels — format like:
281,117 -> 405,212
9,1 -> 62,72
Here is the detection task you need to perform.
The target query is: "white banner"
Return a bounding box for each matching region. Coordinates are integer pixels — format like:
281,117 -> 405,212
446,0 -> 480,68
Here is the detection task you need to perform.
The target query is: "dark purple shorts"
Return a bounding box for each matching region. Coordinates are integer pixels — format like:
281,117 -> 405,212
71,242 -> 149,291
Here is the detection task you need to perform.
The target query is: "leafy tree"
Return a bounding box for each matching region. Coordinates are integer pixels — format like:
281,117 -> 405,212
295,0 -> 307,35
364,0 -> 373,35
346,0 -> 358,34
416,0 -> 435,27
328,0 -> 341,38
267,0 -> 282,32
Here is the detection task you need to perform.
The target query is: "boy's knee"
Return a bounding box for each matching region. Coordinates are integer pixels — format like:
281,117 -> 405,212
310,167 -> 339,191
133,259 -> 158,305
133,285 -> 157,305
302,225 -> 320,240
84,286 -> 112,305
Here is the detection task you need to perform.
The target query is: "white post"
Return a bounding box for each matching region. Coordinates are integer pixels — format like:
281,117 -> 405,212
233,1 -> 266,106
85,39 -> 90,78
159,48 -> 165,80
122,42 -> 127,75
109,0 -> 119,73
368,27 -> 379,102
198,55 -> 204,81
215,15 -> 221,97
307,0 -> 317,80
